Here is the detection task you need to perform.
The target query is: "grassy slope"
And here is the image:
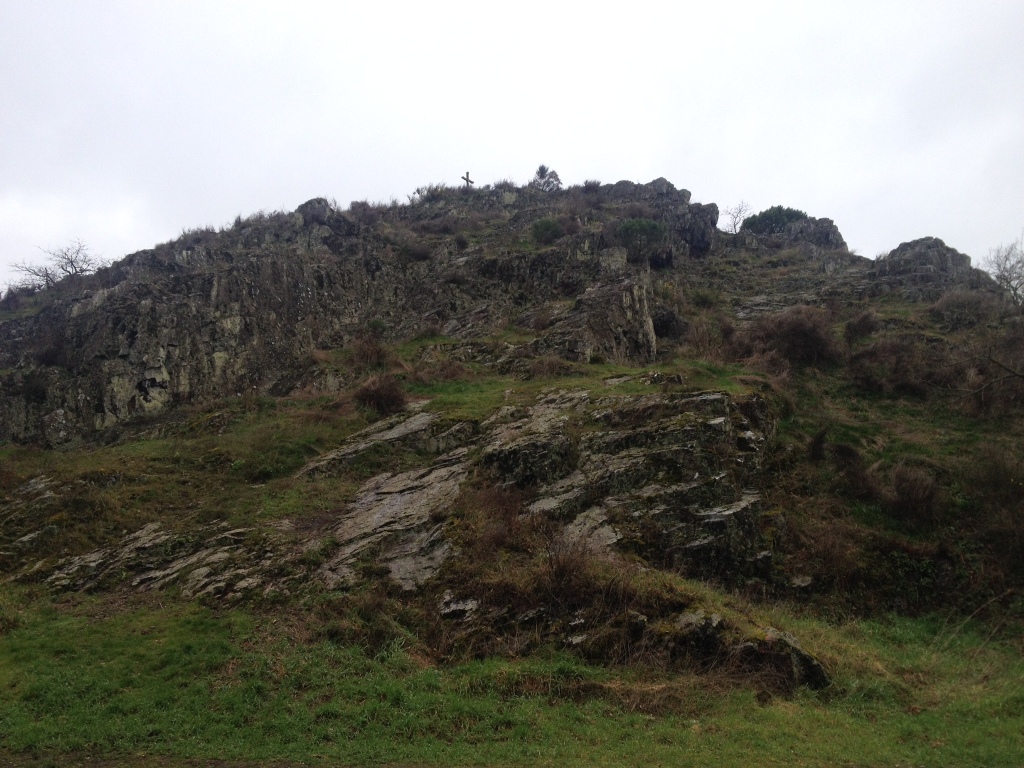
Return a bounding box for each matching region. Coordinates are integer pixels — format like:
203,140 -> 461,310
1,347 -> 1022,765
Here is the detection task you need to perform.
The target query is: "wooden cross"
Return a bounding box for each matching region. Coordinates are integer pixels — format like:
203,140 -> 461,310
461,171 -> 474,189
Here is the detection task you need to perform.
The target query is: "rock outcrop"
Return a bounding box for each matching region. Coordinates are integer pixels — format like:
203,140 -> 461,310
870,237 -> 999,299
481,389 -> 774,577
783,216 -> 847,251
6,386 -> 776,593
1,181 -> 723,443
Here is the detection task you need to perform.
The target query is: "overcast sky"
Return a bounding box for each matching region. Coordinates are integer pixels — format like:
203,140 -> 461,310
2,0 -> 1022,291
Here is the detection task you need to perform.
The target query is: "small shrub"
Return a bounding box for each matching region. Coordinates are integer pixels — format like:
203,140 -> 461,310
651,306 -> 685,339
689,287 -> 720,309
413,319 -> 443,339
317,590 -> 407,652
807,427 -> 829,464
844,310 -> 880,346
400,241 -> 433,262
412,358 -> 469,385
557,214 -> 581,236
542,535 -> 599,611
888,464 -> 940,526
469,486 -> 531,556
20,372 -> 50,404
454,232 -> 469,250
530,165 -> 562,192
929,290 -> 1002,330
625,203 -> 655,220
619,218 -> 667,265
965,448 -> 1024,576
829,443 -> 881,502
969,447 -> 1024,508
353,374 -> 407,416
349,336 -> 393,372
683,317 -> 720,359
793,516 -> 863,591
413,214 -> 458,235
529,306 -> 556,331
964,323 -> 1024,413
412,183 -> 453,203
735,305 -> 839,367
0,288 -> 23,312
532,218 -> 564,245
582,179 -> 602,193
528,355 -> 579,379
847,335 -> 958,399
0,465 -> 18,491
348,200 -> 379,225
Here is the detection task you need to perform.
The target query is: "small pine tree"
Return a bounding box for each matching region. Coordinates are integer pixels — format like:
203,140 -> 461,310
530,165 -> 562,192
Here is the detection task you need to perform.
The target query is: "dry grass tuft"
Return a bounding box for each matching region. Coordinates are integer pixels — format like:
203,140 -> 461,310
844,310 -> 880,346
349,336 -> 395,372
887,464 -> 940,526
528,355 -> 580,379
353,374 -> 407,416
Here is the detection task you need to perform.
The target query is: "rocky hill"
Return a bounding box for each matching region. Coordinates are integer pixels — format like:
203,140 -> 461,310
0,176 -> 1022,762
0,178 -> 997,446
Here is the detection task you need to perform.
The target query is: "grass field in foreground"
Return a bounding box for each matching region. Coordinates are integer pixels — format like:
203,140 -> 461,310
0,590 -> 1021,767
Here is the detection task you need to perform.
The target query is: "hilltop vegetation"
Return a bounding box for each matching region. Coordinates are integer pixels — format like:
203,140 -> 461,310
0,175 -> 1022,765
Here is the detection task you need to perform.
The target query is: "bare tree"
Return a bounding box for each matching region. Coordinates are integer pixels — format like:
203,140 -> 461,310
722,200 -> 752,234
13,239 -> 104,290
986,233 -> 1024,308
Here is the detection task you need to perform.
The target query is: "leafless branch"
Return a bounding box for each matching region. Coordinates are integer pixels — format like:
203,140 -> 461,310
12,239 -> 105,290
985,233 -> 1024,308
723,201 -> 752,234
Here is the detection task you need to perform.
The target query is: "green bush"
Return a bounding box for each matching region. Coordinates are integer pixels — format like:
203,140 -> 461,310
619,218 -> 666,264
532,218 -> 564,245
740,205 -> 808,235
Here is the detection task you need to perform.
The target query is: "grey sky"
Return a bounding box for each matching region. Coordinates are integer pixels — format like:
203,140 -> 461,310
2,1 -> 1022,291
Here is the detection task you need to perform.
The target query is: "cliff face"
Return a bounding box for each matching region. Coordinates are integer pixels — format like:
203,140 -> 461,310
0,180 -> 710,444
0,179 -> 1001,446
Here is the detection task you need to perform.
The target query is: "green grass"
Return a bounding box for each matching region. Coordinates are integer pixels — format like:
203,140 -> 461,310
0,591 -> 1020,766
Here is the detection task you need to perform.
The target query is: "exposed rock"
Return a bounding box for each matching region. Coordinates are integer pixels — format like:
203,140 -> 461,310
41,408 -> 72,447
739,627 -> 831,690
535,279 -> 657,365
484,389 -> 775,577
784,216 -> 847,251
318,449 -> 470,590
870,237 -> 999,300
43,522 -> 252,594
650,305 -> 687,339
439,590 -> 480,620
670,202 -> 719,256
296,408 -> 445,478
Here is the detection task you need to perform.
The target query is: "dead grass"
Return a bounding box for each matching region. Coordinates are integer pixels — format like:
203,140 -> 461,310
888,463 -> 940,527
353,374 -> 407,416
683,315 -> 724,359
929,290 -> 1003,331
527,355 -> 581,379
844,310 -> 880,346
348,336 -> 396,372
